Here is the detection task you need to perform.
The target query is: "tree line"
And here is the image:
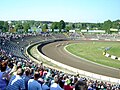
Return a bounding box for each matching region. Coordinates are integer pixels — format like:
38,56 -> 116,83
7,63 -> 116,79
0,19 -> 120,33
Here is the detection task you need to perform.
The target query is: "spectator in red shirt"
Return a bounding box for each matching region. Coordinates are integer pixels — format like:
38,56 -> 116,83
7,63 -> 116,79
64,79 -> 73,90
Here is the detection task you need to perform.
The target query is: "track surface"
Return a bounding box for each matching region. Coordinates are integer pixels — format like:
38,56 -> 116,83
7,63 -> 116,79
41,40 -> 120,79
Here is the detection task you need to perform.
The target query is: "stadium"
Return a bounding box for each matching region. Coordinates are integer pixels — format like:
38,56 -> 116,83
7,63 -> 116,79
0,0 -> 120,89
1,30 -> 120,89
27,34 -> 120,80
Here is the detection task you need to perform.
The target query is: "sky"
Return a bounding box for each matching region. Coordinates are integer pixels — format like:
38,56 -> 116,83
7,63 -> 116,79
0,0 -> 120,23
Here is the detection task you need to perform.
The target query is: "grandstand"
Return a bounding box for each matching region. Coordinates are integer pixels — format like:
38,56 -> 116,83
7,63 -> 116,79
1,32 -> 120,90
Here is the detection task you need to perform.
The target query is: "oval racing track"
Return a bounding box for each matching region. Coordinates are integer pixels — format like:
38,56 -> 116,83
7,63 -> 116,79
41,40 -> 119,79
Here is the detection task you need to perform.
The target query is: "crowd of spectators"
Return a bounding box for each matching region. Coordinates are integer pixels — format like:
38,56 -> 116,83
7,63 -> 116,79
1,48 -> 120,90
0,32 -> 56,59
83,33 -> 120,40
0,32 -> 120,90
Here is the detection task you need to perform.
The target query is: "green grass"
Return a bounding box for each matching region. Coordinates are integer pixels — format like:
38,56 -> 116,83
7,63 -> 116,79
66,41 -> 120,69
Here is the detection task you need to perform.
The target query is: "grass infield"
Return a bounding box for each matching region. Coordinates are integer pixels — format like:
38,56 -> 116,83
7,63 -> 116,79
66,41 -> 120,69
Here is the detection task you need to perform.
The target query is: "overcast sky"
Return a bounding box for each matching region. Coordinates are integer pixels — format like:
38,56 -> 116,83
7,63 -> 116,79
0,0 -> 120,23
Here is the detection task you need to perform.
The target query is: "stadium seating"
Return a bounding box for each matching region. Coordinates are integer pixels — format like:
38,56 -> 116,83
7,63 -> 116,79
0,32 -> 120,90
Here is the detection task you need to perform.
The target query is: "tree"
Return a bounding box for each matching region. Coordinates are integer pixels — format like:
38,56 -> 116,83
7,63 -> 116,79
15,23 -> 23,32
0,21 -> 4,30
3,21 -> 9,32
0,21 -> 9,32
72,23 -> 75,29
23,23 -> 30,33
65,26 -> 71,32
112,22 -> 118,29
42,24 -> 48,32
103,20 -> 112,34
34,21 -> 41,27
112,20 -> 120,29
42,24 -> 48,29
81,23 -> 87,29
59,20 -> 65,30
29,20 -> 35,27
75,23 -> 81,29
51,22 -> 59,31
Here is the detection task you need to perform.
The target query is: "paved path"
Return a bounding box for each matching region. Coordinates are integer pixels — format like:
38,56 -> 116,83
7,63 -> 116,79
41,40 -> 120,79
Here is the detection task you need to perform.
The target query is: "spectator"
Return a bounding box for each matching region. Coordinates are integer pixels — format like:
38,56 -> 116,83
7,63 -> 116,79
42,78 -> 50,90
50,75 -> 63,90
75,78 -> 87,90
28,72 -> 42,90
0,61 -> 8,90
59,75 -> 65,89
23,68 -> 30,90
6,68 -> 25,90
64,79 -> 73,90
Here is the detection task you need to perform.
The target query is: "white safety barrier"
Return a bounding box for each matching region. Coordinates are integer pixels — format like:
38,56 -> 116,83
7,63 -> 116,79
118,57 -> 120,61
105,53 -> 110,57
104,53 -> 119,60
111,55 -> 117,59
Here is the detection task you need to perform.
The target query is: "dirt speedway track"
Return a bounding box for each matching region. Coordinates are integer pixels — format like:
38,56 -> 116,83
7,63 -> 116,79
41,40 -> 120,79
